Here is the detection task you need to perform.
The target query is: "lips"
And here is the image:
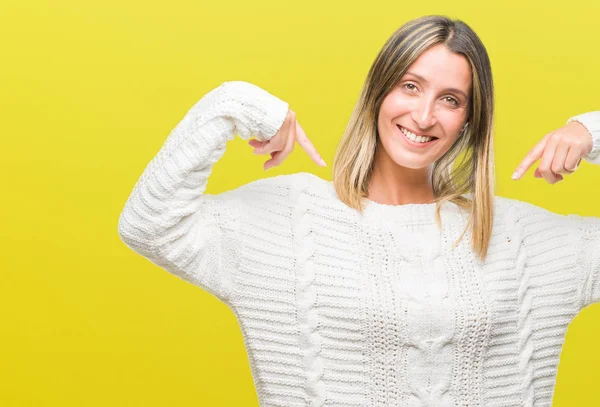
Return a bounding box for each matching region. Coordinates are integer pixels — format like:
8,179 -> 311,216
397,125 -> 438,140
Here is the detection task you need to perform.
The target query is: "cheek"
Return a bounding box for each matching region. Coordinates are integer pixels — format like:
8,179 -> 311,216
439,111 -> 467,135
381,93 -> 411,118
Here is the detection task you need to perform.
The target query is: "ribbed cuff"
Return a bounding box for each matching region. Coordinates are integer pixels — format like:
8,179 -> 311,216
222,81 -> 290,142
567,111 -> 600,165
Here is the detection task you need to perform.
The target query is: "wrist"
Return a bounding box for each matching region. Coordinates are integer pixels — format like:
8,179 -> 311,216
567,111 -> 600,164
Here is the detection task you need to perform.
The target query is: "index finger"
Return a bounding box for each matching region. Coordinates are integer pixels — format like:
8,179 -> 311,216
295,121 -> 327,166
512,135 -> 548,180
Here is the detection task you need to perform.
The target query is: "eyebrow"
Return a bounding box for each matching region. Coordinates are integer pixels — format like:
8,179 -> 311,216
404,71 -> 469,100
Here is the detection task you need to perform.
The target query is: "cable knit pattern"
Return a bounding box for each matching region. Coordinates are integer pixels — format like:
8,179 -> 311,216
515,223 -> 534,407
118,81 -> 600,407
293,185 -> 326,406
393,225 -> 454,407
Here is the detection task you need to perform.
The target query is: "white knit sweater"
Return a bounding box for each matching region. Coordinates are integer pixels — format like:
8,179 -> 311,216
117,81 -> 600,407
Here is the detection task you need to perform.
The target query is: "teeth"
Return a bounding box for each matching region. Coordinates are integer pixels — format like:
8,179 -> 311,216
399,126 -> 434,143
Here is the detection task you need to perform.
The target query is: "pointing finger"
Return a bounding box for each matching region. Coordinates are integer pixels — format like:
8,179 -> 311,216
295,121 -> 326,167
512,134 -> 549,180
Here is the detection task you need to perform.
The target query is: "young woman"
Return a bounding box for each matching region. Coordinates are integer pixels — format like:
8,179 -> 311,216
118,15 -> 600,407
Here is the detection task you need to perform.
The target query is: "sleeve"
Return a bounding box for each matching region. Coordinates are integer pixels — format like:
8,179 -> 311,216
117,81 -> 289,303
567,213 -> 600,309
566,111 -> 600,165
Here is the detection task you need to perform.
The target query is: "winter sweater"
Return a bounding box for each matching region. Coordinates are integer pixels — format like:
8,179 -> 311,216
117,81 -> 600,407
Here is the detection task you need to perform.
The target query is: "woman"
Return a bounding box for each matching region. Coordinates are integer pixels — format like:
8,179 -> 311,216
118,15 -> 600,407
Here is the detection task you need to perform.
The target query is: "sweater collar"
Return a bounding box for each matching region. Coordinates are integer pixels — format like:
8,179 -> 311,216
319,176 -> 469,225
360,197 -> 467,225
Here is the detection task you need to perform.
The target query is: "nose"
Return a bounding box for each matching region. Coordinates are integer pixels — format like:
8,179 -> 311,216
410,96 -> 437,130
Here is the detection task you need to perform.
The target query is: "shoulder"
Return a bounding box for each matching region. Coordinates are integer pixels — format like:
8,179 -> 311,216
213,171 -> 331,208
492,195 -> 548,217
491,195 -> 587,233
232,171 -> 328,195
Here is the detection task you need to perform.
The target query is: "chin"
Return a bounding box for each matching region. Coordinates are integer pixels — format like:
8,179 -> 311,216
389,153 -> 433,170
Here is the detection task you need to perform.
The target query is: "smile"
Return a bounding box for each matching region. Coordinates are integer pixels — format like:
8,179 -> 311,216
396,125 -> 439,147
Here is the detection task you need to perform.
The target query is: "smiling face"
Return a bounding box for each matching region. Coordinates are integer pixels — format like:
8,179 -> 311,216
376,43 -> 472,170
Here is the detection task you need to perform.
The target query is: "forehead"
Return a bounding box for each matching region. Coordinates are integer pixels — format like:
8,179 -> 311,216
405,44 -> 472,93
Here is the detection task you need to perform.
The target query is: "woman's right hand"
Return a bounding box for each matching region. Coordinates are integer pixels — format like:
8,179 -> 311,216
247,109 -> 327,171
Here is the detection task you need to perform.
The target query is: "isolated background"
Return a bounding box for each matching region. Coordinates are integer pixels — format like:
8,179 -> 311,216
2,0 -> 600,405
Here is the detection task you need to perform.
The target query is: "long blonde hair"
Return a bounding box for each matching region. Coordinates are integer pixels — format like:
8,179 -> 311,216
332,15 -> 495,262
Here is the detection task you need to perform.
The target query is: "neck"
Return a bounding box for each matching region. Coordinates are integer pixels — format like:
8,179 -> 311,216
367,146 -> 435,205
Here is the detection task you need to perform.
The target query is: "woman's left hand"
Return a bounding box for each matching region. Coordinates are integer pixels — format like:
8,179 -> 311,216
512,121 -> 594,183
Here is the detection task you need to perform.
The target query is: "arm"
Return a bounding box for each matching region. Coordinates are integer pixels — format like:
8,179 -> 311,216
513,200 -> 600,311
567,111 -> 600,165
566,112 -> 600,307
567,214 -> 600,308
117,81 -> 289,302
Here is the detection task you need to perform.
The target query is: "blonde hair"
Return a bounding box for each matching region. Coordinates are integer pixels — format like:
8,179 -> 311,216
332,15 -> 495,262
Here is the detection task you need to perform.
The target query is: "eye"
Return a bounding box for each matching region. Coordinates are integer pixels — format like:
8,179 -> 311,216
443,96 -> 459,107
403,83 -> 418,92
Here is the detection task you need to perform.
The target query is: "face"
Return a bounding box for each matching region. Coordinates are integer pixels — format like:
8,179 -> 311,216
376,43 -> 472,170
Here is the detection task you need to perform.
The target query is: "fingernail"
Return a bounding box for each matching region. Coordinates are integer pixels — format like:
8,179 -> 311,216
511,171 -> 519,180
320,158 -> 327,167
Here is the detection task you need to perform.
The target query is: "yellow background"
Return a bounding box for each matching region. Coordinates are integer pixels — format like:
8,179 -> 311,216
2,0 -> 599,405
